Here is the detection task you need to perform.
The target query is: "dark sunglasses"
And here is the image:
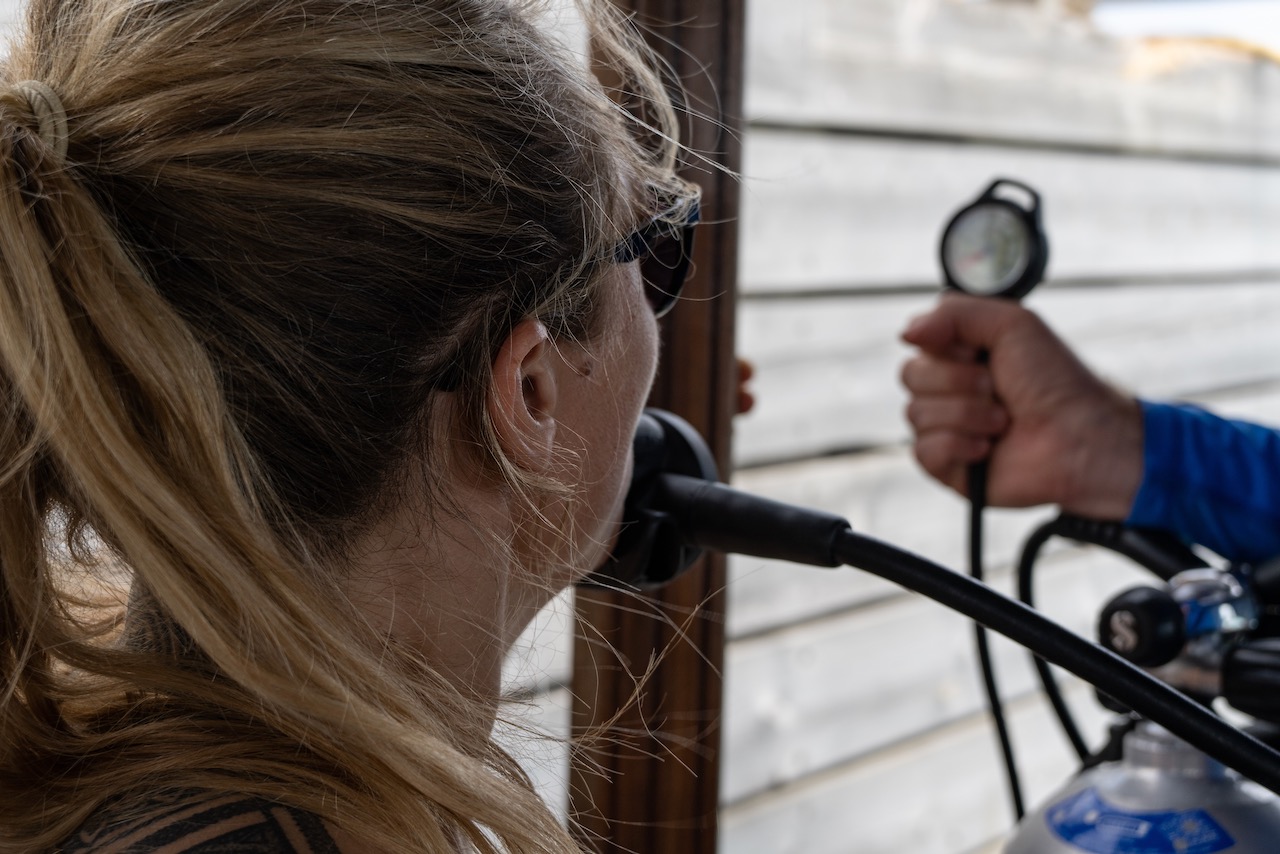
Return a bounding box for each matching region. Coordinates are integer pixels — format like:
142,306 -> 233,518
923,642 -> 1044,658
612,198 -> 700,318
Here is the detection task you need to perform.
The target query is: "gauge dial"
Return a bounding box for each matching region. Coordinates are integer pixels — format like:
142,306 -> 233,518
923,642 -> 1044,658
942,203 -> 1032,297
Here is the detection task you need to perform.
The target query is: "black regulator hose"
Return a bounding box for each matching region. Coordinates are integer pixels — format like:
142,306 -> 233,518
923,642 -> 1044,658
1016,515 -> 1210,763
653,471 -> 1280,796
967,460 -> 1025,821
1016,518 -> 1091,762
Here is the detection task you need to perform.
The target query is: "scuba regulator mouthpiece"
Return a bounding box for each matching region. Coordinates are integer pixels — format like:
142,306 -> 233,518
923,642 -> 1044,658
582,409 -> 718,589
583,409 -> 851,589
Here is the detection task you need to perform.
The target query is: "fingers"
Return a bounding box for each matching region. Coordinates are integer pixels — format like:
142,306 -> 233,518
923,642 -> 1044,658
735,357 -> 755,416
901,292 -> 1026,355
911,431 -> 992,496
905,396 -> 1008,437
903,387 -> 1007,493
900,354 -> 992,398
901,344 -> 1007,497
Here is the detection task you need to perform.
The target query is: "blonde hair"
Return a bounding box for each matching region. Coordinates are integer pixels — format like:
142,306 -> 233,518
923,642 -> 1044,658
0,0 -> 694,850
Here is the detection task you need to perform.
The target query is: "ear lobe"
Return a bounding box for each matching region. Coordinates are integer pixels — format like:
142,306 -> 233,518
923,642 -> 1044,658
488,318 -> 558,471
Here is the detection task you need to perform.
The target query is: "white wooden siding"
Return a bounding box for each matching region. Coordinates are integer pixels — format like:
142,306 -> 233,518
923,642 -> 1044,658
719,0 -> 1280,852
740,135 -> 1280,294
720,684 -> 1115,854
746,0 -> 1280,159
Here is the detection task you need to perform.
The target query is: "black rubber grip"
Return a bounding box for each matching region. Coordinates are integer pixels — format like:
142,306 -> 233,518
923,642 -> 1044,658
657,474 -> 852,567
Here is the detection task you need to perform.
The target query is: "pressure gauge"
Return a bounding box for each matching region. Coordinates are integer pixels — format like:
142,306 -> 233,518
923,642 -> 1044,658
940,178 -> 1049,300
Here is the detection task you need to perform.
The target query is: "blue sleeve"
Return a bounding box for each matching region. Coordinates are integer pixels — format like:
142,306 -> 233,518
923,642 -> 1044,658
1125,400 -> 1280,563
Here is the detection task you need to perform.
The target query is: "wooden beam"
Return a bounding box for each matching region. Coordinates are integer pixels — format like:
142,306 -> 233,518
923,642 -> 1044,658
570,1 -> 744,851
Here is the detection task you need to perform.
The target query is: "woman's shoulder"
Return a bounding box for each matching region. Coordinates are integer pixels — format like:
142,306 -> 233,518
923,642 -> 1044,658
61,790 -> 345,854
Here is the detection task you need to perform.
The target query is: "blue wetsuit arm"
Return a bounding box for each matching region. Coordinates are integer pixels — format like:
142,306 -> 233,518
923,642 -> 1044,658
1126,400 -> 1280,564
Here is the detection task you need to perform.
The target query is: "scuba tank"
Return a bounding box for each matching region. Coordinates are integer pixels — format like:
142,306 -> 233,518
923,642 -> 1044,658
1005,561 -> 1280,852
1006,721 -> 1280,853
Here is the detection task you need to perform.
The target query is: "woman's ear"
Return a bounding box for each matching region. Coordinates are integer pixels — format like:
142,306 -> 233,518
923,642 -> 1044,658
488,318 -> 559,471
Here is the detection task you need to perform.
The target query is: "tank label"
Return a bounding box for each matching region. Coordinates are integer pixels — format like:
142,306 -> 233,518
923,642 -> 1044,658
1045,787 -> 1235,853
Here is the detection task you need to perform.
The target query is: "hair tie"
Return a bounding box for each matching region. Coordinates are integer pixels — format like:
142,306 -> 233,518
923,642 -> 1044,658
13,80 -> 68,162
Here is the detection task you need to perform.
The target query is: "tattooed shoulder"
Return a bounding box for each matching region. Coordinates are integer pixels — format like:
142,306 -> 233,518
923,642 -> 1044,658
60,791 -> 344,853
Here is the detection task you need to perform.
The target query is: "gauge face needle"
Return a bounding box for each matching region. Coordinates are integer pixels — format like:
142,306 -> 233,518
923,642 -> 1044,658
941,181 -> 1047,300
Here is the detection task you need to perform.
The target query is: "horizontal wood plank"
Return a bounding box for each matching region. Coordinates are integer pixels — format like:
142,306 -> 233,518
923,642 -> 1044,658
746,0 -> 1280,160
720,683 -> 1115,854
721,546 -> 1147,806
739,131 -> 1280,292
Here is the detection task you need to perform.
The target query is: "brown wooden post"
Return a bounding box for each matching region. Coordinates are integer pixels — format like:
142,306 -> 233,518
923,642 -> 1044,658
570,1 -> 744,851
